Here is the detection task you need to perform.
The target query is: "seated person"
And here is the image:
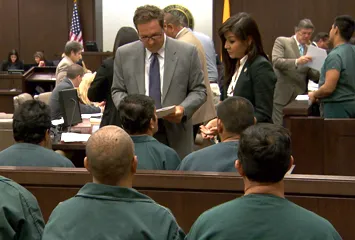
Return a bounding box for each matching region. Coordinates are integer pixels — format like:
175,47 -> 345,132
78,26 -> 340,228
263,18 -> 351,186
178,96 -> 255,172
187,124 -> 341,240
49,64 -> 101,120
0,100 -> 74,167
1,49 -> 24,71
119,94 -> 180,170
0,175 -> 45,240
78,72 -> 99,106
33,51 -> 53,67
42,126 -> 185,240
56,41 -> 84,85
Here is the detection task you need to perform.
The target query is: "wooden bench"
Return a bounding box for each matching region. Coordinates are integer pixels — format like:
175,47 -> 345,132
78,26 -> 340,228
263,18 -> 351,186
0,167 -> 354,238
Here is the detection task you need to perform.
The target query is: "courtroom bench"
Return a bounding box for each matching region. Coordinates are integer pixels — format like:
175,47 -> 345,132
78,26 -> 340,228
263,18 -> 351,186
0,167 -> 354,239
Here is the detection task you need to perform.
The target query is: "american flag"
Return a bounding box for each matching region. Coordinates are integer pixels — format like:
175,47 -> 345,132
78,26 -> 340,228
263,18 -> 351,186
69,0 -> 83,44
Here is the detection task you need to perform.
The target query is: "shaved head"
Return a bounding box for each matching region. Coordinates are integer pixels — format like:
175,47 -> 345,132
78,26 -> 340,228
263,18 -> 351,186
85,126 -> 134,184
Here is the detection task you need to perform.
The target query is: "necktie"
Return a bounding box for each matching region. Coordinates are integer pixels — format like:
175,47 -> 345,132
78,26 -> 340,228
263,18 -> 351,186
299,45 -> 304,56
149,53 -> 162,109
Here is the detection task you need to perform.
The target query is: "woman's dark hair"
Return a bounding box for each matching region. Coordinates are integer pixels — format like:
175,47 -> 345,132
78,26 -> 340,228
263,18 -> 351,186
33,51 -> 46,61
218,12 -> 268,89
112,27 -> 139,58
7,49 -> 20,63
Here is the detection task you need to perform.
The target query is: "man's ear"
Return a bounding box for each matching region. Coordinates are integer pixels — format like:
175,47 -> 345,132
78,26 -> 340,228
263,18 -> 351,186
235,159 -> 245,176
217,118 -> 223,133
44,130 -> 52,148
288,156 -> 295,172
84,157 -> 90,172
131,156 -> 138,175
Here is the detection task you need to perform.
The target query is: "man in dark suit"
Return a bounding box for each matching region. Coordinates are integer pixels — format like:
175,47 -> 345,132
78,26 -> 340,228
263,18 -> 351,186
50,64 -> 101,120
111,5 -> 206,158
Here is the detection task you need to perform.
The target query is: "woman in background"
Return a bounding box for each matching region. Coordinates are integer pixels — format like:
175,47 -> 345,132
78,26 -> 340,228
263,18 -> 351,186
201,13 -> 276,138
1,49 -> 24,71
78,72 -> 97,106
33,51 -> 53,67
88,26 -> 139,127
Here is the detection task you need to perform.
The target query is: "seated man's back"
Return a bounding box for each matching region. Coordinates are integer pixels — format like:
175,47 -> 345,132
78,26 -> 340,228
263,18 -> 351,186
0,176 -> 44,240
50,64 -> 100,120
42,125 -> 184,240
119,94 -> 181,170
179,96 -> 254,172
187,124 -> 341,240
0,100 -> 74,167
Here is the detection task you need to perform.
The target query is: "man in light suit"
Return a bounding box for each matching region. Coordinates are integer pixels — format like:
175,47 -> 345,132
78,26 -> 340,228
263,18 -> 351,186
111,5 -> 206,158
272,19 -> 320,125
55,41 -> 83,85
164,9 -> 216,138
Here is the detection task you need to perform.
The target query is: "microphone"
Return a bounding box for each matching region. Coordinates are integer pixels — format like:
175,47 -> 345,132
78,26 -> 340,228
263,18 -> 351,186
67,98 -> 77,133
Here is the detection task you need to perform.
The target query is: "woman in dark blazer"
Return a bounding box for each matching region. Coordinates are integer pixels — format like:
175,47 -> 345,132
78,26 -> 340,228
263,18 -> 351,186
88,27 -> 139,127
1,49 -> 24,71
201,13 -> 276,137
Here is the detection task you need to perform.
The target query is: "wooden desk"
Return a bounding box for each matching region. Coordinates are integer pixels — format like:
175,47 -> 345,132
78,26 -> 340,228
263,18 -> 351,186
23,67 -> 56,94
82,52 -> 112,72
0,168 -> 354,239
52,142 -> 86,167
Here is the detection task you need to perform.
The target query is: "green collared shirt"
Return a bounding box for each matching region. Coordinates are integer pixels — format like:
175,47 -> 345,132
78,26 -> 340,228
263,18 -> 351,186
0,176 -> 44,240
43,183 -> 185,240
319,43 -> 355,103
131,135 -> 181,170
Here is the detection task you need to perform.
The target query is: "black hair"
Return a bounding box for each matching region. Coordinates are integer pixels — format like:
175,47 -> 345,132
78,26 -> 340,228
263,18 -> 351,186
112,27 -> 139,58
118,94 -> 156,134
313,32 -> 329,42
238,123 -> 291,183
7,49 -> 20,63
13,100 -> 51,144
334,15 -> 355,41
217,96 -> 254,134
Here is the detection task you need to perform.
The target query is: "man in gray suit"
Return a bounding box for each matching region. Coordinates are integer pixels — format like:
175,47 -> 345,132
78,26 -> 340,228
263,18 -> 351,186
111,5 -> 206,158
272,19 -> 320,125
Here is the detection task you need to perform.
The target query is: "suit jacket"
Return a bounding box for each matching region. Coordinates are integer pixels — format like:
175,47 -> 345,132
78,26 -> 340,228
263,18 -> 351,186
55,56 -> 74,85
177,28 -> 216,124
111,37 -> 207,158
272,36 -> 320,105
50,78 -> 100,120
88,57 -> 120,128
223,55 -> 276,123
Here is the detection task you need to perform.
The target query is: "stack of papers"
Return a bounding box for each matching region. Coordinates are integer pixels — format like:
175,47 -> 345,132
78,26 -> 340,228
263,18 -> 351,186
305,45 -> 327,71
60,132 -> 91,142
81,113 -> 102,119
156,106 -> 176,118
295,95 -> 309,101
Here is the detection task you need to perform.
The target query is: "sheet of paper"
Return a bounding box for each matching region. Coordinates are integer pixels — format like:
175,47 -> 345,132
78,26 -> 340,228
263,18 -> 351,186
156,105 -> 176,118
305,45 -> 327,71
60,132 -> 91,142
295,95 -> 309,101
51,118 -> 64,126
308,80 -> 319,91
81,113 -> 102,119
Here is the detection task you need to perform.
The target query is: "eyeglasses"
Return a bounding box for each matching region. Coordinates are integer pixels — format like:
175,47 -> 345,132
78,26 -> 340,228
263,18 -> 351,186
139,33 -> 163,42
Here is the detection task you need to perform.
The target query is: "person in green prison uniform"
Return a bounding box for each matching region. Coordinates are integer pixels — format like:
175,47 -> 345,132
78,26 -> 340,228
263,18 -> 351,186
42,126 -> 185,240
309,15 -> 355,118
178,97 -> 255,172
186,124 -> 342,240
119,94 -> 181,170
0,176 -> 44,240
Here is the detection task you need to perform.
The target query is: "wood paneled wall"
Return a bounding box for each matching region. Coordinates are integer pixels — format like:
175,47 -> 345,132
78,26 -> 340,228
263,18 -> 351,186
0,0 -> 96,64
213,0 -> 355,56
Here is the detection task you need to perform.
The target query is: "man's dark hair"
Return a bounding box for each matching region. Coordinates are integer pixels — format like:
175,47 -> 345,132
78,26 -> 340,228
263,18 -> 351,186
217,96 -> 254,134
133,5 -> 164,29
334,15 -> 355,41
67,64 -> 84,79
118,94 -> 156,134
13,100 -> 51,144
64,41 -> 83,56
164,10 -> 189,28
313,32 -> 329,42
238,123 -> 291,183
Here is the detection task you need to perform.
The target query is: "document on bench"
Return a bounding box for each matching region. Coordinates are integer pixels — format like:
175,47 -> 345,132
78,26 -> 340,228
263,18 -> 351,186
156,105 -> 176,118
305,45 -> 327,71
61,132 -> 91,142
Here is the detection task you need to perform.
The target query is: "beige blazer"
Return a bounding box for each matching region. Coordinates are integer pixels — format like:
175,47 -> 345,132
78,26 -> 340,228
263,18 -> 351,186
272,36 -> 320,105
55,56 -> 74,86
177,28 -> 216,124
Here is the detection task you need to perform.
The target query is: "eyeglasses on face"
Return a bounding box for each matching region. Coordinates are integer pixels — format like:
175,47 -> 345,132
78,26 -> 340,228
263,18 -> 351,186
139,32 -> 163,42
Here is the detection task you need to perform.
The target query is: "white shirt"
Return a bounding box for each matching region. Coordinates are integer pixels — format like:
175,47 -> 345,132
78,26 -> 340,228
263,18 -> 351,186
144,34 -> 166,97
293,35 -> 308,66
227,55 -> 248,97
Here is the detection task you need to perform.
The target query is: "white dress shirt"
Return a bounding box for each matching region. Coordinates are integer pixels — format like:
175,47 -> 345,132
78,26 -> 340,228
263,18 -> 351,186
227,55 -> 248,97
144,34 -> 166,97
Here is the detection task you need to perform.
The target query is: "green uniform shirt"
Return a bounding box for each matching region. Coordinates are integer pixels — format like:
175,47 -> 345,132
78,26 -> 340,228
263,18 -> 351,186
187,194 -> 341,240
178,141 -> 238,172
0,176 -> 44,240
132,135 -> 181,170
0,143 -> 74,167
319,43 -> 355,103
42,183 -> 185,240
